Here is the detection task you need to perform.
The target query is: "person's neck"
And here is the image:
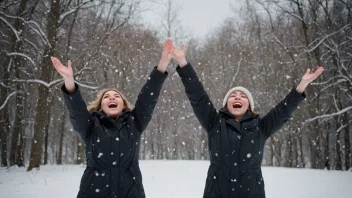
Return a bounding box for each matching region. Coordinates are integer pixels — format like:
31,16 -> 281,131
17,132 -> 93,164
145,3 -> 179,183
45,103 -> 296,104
234,115 -> 243,122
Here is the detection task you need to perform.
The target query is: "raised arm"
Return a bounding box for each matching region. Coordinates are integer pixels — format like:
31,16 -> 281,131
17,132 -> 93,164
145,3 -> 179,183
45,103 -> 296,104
51,57 -> 93,143
131,39 -> 170,132
261,66 -> 324,138
172,44 -> 220,133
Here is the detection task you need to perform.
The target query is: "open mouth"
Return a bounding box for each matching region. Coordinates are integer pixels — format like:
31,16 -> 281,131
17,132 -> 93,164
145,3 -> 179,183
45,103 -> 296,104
108,103 -> 118,108
232,103 -> 242,109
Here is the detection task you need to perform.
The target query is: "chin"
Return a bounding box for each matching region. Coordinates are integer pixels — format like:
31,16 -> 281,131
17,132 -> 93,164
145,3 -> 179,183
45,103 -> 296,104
231,110 -> 245,116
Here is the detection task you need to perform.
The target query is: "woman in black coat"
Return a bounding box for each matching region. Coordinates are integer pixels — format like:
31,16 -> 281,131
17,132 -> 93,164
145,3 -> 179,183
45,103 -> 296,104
51,39 -> 173,198
170,43 -> 324,198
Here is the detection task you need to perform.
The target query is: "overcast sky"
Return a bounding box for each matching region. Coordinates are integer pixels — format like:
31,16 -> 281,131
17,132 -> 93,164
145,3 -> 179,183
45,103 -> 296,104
139,0 -> 243,39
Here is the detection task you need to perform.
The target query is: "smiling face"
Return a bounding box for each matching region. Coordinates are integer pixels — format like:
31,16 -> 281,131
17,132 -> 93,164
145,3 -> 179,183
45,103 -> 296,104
100,90 -> 125,118
226,90 -> 250,120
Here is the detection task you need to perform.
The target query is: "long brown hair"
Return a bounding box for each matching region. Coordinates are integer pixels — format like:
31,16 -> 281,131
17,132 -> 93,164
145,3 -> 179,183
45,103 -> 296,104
87,88 -> 132,113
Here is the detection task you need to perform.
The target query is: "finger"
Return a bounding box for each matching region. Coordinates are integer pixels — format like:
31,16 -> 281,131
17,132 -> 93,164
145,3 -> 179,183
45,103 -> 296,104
309,68 -> 324,80
181,44 -> 185,51
51,59 -> 60,71
51,56 -> 58,66
313,67 -> 323,75
52,57 -> 63,69
171,46 -> 178,54
164,38 -> 172,47
68,60 -> 72,70
305,68 -> 311,75
170,47 -> 174,54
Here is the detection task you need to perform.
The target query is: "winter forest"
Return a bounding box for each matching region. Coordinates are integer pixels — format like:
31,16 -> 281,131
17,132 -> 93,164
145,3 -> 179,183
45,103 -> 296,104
0,0 -> 351,173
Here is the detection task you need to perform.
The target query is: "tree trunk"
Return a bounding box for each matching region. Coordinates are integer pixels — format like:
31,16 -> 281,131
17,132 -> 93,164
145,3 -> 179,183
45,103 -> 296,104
335,131 -> 342,170
27,0 -> 60,171
0,111 -> 9,167
57,111 -> 66,165
43,114 -> 50,165
324,122 -> 331,170
76,136 -> 85,164
268,136 -> 274,166
344,113 -> 351,170
9,0 -> 28,167
297,130 -> 305,168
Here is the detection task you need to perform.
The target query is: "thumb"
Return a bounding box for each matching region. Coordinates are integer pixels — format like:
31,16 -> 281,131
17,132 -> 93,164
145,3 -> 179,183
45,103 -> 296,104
181,44 -> 185,51
68,60 -> 72,69
305,68 -> 311,75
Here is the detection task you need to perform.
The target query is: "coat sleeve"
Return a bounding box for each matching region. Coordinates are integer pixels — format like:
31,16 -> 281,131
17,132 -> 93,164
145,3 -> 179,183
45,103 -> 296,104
260,87 -> 306,139
132,66 -> 168,133
176,63 -> 220,133
62,84 -> 93,143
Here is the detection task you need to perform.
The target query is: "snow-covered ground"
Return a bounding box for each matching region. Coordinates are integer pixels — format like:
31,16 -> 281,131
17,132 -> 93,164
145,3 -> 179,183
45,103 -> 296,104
0,160 -> 351,198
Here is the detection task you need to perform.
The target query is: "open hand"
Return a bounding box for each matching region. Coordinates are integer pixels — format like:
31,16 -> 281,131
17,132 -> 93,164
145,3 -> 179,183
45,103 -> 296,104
301,66 -> 324,84
51,57 -> 73,80
161,38 -> 173,61
296,66 -> 324,93
157,39 -> 174,73
171,44 -> 187,67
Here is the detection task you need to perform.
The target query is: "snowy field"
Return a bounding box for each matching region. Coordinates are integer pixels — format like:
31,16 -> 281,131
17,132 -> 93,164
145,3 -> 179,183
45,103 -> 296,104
0,160 -> 351,198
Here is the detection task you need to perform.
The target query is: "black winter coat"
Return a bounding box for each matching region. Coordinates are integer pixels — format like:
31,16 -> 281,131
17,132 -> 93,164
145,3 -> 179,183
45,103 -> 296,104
176,63 -> 305,198
62,67 -> 167,198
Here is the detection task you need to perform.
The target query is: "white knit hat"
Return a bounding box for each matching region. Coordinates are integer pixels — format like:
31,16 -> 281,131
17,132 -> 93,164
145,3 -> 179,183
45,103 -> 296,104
222,86 -> 254,111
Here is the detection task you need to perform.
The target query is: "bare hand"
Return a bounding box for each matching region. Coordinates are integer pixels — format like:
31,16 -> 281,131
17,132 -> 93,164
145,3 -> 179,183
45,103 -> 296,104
157,39 -> 174,73
51,56 -> 75,93
171,44 -> 187,67
161,38 -> 173,61
51,57 -> 73,80
301,66 -> 324,84
296,66 -> 324,93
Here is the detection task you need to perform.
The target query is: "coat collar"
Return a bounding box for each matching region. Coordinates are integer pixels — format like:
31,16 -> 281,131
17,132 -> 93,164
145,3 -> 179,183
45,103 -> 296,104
219,108 -> 257,123
92,109 -> 131,121
219,108 -> 258,132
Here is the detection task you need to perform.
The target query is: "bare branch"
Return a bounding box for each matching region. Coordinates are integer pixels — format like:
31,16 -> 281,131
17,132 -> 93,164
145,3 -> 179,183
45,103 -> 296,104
5,52 -> 36,68
0,12 -> 51,47
229,56 -> 243,88
296,24 -> 351,59
0,91 -> 22,110
304,106 -> 352,124
58,0 -> 98,25
0,16 -> 20,41
10,78 -> 100,90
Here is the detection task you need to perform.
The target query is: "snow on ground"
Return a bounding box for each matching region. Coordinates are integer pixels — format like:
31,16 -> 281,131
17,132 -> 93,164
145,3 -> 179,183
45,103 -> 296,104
0,160 -> 351,198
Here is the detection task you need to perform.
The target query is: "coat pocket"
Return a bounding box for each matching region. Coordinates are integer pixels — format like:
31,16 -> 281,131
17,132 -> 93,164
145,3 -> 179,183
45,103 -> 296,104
81,168 -> 110,197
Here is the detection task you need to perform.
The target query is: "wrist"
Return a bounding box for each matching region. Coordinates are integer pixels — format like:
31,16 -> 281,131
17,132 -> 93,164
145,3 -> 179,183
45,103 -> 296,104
178,59 -> 187,68
64,78 -> 75,93
159,57 -> 170,65
157,58 -> 169,73
296,82 -> 308,94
